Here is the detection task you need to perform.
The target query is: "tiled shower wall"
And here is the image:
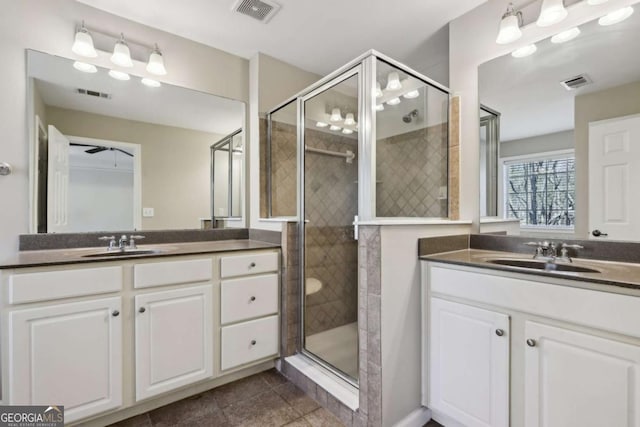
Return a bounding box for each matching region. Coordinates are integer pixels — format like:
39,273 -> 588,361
376,123 -> 449,217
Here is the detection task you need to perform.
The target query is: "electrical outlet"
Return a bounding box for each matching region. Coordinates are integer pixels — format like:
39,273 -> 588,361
143,207 -> 154,217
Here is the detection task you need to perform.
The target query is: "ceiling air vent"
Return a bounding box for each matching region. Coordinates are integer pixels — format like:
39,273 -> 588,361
232,0 -> 281,23
77,88 -> 112,99
560,74 -> 592,91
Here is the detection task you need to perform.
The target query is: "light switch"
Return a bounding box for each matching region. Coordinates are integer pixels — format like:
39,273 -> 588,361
143,207 -> 154,217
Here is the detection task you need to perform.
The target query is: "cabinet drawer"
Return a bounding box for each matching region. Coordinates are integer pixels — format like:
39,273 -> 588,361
8,266 -> 122,304
220,252 -> 278,278
221,274 -> 279,325
134,258 -> 212,289
221,315 -> 279,371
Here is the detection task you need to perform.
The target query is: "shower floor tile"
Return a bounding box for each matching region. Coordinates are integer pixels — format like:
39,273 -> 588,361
306,322 -> 358,379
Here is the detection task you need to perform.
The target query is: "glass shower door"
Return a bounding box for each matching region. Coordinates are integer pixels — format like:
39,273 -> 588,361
301,70 -> 360,383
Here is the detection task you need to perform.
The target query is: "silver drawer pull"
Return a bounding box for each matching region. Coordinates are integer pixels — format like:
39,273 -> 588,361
250,296 -> 256,302
495,329 -> 504,337
249,262 -> 256,268
251,340 -> 257,346
526,338 -> 537,347
112,310 -> 120,317
139,307 -> 146,313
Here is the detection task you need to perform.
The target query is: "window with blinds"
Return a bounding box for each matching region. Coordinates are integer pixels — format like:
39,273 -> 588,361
505,156 -> 575,228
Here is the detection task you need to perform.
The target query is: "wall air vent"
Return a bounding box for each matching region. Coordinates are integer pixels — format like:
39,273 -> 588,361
232,0 -> 281,23
76,88 -> 112,99
560,74 -> 592,91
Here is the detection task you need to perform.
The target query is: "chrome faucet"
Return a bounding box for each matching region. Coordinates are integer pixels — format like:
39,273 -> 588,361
98,235 -> 146,251
118,235 -> 128,250
98,235 -> 117,251
525,241 -> 584,263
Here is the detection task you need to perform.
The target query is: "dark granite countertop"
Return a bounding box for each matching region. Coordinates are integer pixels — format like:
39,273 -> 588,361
0,240 -> 280,269
421,249 -> 640,290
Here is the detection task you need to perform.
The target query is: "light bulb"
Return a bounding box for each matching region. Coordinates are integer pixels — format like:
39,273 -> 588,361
146,45 -> 167,76
329,108 -> 343,122
342,129 -> 354,135
375,82 -> 383,98
387,97 -> 401,106
496,4 -> 522,45
108,69 -> 130,81
111,34 -> 133,68
511,44 -> 537,58
72,24 -> 98,58
141,78 -> 161,88
536,0 -> 568,27
598,6 -> 634,26
73,61 -> 97,73
344,113 -> 356,126
329,125 -> 341,131
386,72 -> 402,91
404,90 -> 420,99
375,104 -> 385,112
316,121 -> 329,128
551,27 -> 580,43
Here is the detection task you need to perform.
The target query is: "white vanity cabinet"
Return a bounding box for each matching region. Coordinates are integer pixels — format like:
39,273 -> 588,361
422,262 -> 640,427
429,298 -> 509,427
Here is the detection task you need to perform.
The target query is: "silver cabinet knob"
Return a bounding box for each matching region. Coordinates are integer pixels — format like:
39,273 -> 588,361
495,329 -> 504,337
139,307 -> 146,313
251,340 -> 257,346
250,296 -> 256,302
0,162 -> 12,176
112,310 -> 120,317
526,338 -> 537,347
249,262 -> 256,268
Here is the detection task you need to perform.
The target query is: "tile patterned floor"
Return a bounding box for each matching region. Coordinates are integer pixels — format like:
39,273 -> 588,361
109,369 -> 346,427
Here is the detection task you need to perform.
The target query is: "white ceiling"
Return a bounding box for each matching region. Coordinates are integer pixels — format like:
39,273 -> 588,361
76,0 -> 486,77
479,8 -> 640,142
29,50 -> 244,135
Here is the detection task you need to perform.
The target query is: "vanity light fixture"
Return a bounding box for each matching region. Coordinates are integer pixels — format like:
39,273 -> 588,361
344,113 -> 356,126
375,104 -> 385,112
73,61 -> 97,73
146,45 -> 167,76
316,121 -> 329,128
375,82 -> 383,98
329,125 -> 342,131
404,89 -> 420,99
551,27 -> 581,43
141,78 -> 161,88
330,108 -> 343,122
387,97 -> 401,106
587,0 -> 609,4
111,33 -> 134,68
537,0 -> 568,27
511,44 -> 537,58
342,128 -> 354,135
108,69 -> 131,81
496,2 -> 523,44
72,21 -> 98,58
386,72 -> 402,91
598,6 -> 634,26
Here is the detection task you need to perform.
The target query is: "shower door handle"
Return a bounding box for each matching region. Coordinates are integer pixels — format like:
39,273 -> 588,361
353,215 -> 359,240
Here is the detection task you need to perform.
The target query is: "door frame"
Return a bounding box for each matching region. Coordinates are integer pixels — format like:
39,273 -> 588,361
67,135 -> 142,231
297,65 -> 362,387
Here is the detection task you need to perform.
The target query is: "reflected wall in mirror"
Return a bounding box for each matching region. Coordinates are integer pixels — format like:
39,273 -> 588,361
479,8 -> 640,241
27,50 -> 245,233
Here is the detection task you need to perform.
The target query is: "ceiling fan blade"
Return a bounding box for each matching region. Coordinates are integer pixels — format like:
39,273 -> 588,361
85,147 -> 108,154
70,142 -> 99,148
115,148 -> 134,157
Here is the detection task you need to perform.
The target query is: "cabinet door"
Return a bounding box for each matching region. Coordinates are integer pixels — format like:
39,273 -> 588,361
9,297 -> 122,423
135,285 -> 213,401
525,321 -> 640,427
430,298 -> 509,427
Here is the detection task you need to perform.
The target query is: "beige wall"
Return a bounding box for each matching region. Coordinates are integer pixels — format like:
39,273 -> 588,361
448,0 -> 636,232
0,0 -> 249,260
574,80 -> 640,237
501,130 -> 574,159
46,107 -> 222,230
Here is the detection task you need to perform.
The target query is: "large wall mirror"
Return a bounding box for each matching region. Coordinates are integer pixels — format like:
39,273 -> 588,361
479,8 -> 640,242
27,50 -> 245,233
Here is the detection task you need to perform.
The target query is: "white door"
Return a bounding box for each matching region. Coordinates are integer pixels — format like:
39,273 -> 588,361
135,285 -> 213,401
524,321 -> 640,427
429,298 -> 510,427
588,114 -> 640,240
9,297 -> 123,423
47,125 -> 70,233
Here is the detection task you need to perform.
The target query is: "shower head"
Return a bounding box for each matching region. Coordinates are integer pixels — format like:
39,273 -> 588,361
403,109 -> 419,123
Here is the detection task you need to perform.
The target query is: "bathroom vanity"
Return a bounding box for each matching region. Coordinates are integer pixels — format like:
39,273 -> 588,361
421,249 -> 640,427
0,241 -> 281,426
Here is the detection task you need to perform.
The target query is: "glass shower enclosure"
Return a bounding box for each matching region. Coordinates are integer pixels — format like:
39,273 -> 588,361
266,51 -> 451,385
